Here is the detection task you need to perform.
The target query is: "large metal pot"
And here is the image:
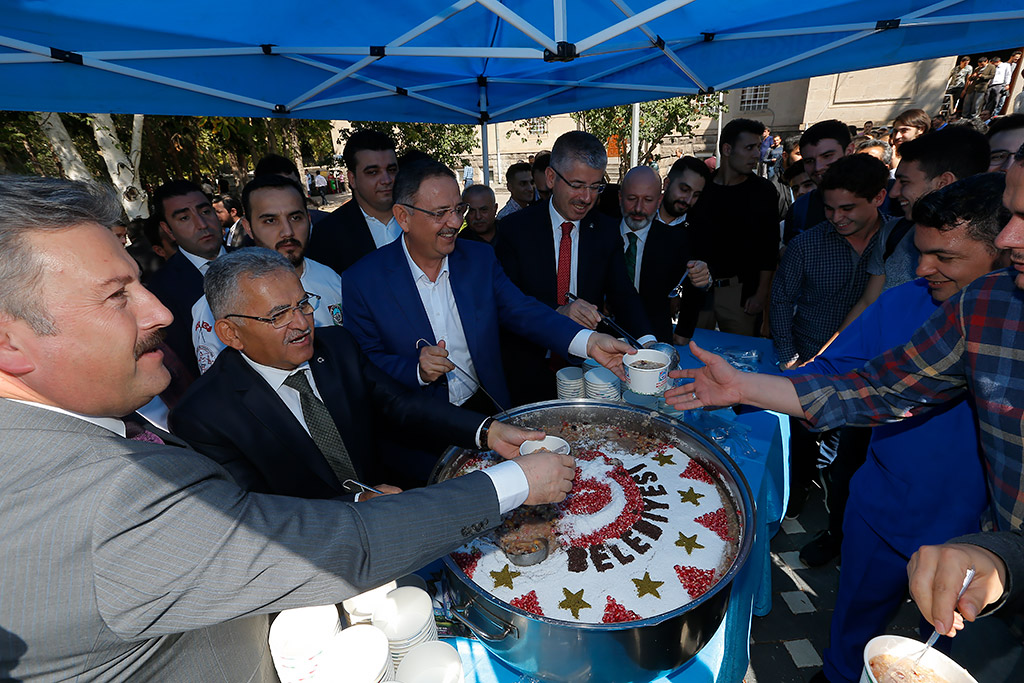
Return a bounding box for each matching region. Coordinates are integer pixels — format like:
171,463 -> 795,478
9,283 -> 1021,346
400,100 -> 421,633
430,400 -> 755,683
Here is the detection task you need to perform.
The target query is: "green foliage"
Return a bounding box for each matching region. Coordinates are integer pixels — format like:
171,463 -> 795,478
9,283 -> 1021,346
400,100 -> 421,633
340,121 -> 477,169
504,117 -> 552,145
571,95 -> 724,176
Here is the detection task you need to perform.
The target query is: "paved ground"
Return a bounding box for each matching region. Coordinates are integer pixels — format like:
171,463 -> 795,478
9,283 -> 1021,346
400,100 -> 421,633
745,483 -> 1024,682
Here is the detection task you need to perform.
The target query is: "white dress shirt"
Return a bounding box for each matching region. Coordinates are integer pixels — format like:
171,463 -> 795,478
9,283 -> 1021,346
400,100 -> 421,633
191,257 -> 344,374
179,245 -> 227,274
401,237 -> 479,405
620,220 -> 652,291
656,208 -> 686,226
360,206 -> 402,249
992,62 -> 1013,87
548,202 -> 581,296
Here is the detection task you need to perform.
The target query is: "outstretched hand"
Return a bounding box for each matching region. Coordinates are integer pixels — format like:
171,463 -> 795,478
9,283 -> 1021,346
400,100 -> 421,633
664,341 -> 744,409
586,332 -> 636,381
908,542 -> 1008,637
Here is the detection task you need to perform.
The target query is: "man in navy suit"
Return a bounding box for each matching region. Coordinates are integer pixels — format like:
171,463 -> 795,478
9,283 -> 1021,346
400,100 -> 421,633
617,164 -> 710,343
343,158 -> 635,415
306,129 -> 401,275
171,247 -> 552,498
146,179 -> 227,379
496,131 -> 655,404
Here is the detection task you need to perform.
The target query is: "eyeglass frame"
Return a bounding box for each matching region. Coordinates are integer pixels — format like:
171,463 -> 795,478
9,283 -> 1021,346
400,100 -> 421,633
397,202 -> 470,223
224,292 -> 321,328
550,165 -> 607,194
1014,141 -> 1024,164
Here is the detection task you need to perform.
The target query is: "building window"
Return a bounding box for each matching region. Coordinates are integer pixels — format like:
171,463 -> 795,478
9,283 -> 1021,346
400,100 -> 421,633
526,118 -> 548,136
739,85 -> 770,111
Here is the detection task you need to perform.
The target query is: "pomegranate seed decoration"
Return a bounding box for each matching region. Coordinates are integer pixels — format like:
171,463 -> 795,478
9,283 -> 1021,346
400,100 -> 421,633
511,590 -> 545,616
602,596 -> 641,623
695,507 -> 735,541
674,564 -> 716,599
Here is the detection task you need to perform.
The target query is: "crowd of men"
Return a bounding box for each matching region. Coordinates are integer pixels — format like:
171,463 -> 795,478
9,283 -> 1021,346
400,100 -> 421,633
5,93 -> 1024,680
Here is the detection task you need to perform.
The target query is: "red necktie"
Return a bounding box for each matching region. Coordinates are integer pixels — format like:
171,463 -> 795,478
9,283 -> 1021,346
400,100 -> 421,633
556,221 -> 573,306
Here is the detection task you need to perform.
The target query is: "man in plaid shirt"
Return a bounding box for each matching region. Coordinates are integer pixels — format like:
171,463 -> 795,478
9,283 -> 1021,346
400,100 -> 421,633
667,152 -> 1024,533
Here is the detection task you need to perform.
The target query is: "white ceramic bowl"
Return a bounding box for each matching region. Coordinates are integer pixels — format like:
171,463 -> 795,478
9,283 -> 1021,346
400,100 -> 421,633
623,349 -> 671,396
519,435 -> 571,456
343,580 -> 398,625
395,640 -> 465,683
861,635 -> 978,683
372,586 -> 435,641
322,623 -> 393,683
269,604 -> 341,682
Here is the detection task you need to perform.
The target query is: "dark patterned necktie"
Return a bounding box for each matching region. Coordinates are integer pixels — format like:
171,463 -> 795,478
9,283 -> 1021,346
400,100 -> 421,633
556,221 -> 573,305
625,231 -> 639,286
283,371 -> 357,484
123,416 -> 165,444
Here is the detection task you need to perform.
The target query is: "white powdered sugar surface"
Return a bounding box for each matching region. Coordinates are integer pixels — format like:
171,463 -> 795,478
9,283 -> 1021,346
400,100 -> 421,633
450,442 -> 739,625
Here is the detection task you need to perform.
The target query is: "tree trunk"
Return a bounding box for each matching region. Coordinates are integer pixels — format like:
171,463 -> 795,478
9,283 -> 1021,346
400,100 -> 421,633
90,113 -> 149,219
285,120 -> 306,178
264,118 -> 279,154
34,112 -> 92,180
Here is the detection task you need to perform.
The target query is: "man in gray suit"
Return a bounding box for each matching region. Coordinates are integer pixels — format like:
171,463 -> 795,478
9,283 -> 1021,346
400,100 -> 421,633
0,176 -> 575,682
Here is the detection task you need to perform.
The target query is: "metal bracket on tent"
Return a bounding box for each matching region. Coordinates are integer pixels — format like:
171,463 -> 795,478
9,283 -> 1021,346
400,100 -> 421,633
370,46 -> 386,57
49,47 -> 83,65
700,86 -> 716,94
395,86 -> 408,96
544,41 -> 577,62
273,104 -> 289,113
875,19 -> 901,30
653,35 -> 666,50
479,112 -> 491,123
261,44 -> 275,55
701,32 -> 715,42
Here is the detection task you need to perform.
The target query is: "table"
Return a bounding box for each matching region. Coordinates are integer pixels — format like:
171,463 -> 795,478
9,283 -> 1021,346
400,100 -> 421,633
446,346 -> 791,682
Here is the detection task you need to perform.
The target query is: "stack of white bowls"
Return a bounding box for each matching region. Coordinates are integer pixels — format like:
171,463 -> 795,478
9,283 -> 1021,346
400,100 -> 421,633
342,580 -> 398,626
371,586 -> 438,671
321,623 -> 395,682
584,367 -> 621,401
394,640 -> 465,683
582,358 -> 601,372
555,366 -> 585,399
269,604 -> 342,682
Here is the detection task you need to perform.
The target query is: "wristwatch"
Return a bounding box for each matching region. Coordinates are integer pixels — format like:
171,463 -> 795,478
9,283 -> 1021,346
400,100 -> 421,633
479,416 -> 496,450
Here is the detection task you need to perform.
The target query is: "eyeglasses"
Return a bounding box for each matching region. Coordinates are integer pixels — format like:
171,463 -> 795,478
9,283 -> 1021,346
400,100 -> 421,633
991,149 -> 1014,169
398,202 -> 469,223
225,293 -> 321,328
1015,141 -> 1024,164
551,166 -> 607,194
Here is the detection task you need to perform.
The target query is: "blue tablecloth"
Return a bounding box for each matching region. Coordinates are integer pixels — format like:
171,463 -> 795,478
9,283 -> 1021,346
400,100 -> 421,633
447,335 -> 790,682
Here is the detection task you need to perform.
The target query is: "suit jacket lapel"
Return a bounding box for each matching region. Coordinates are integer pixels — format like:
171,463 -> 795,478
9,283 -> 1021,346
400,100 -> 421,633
538,203 -> 559,304
383,240 -> 436,339
448,247 -> 478,352
309,348 -> 364,481
576,213 -> 601,300
229,353 -> 342,492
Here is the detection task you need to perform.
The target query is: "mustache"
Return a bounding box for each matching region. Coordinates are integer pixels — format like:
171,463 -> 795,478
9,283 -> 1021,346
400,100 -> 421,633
275,238 -> 303,250
134,329 -> 167,359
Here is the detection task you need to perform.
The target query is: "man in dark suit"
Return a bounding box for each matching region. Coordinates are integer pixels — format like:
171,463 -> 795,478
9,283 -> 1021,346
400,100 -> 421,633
0,176 -> 574,681
617,165 -> 710,343
458,183 -> 499,246
343,159 -> 633,417
496,131 -> 656,404
146,179 -> 226,378
306,129 -> 401,274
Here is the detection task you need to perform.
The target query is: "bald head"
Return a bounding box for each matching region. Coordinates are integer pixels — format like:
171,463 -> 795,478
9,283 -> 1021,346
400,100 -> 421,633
619,166 -> 663,231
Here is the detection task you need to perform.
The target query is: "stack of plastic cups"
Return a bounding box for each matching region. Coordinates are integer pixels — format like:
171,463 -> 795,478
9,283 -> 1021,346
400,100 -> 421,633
371,586 -> 439,671
269,604 -> 342,682
555,366 -> 585,399
395,640 -> 465,683
342,580 -> 398,626
321,623 -> 395,682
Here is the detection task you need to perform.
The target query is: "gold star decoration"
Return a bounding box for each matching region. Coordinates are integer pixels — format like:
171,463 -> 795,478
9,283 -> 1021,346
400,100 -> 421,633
490,564 -> 521,590
652,452 -> 675,466
632,571 -> 665,599
675,532 -> 705,555
677,487 -> 705,506
558,587 -> 592,619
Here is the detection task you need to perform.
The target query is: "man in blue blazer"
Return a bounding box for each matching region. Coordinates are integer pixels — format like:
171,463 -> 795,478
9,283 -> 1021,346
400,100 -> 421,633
343,158 -> 634,414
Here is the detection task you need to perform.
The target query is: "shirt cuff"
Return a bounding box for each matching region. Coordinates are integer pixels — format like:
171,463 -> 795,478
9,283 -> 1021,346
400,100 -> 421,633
475,419 -> 487,449
482,460 -> 530,513
637,335 -> 657,347
416,365 -> 429,386
568,330 -> 593,358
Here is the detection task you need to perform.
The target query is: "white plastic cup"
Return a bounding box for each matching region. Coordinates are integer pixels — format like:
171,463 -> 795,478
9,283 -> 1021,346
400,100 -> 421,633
519,435 -> 571,456
342,580 -> 398,626
320,623 -> 392,683
861,635 -> 978,683
623,349 -> 671,396
396,640 -> 465,683
268,604 -> 341,682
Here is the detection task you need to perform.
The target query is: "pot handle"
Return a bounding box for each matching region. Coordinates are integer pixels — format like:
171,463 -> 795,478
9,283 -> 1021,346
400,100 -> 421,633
451,596 -> 519,643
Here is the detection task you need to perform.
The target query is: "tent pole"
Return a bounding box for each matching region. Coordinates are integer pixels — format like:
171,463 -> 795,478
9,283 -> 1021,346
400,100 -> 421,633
481,123 -> 490,186
630,102 -> 640,168
715,92 -> 723,168
495,123 -> 503,186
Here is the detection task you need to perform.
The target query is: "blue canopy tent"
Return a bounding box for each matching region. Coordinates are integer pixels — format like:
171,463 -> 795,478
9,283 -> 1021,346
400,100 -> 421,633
2,0 -> 1022,174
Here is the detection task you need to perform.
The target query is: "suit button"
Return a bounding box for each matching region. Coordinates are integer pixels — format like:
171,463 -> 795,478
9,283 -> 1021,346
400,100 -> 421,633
317,356 -> 325,363
460,526 -> 473,537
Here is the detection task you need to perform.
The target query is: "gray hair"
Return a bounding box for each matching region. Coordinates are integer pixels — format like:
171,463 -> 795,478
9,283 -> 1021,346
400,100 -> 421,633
854,138 -> 894,166
462,184 -> 496,203
550,131 -> 608,173
0,176 -> 123,335
204,247 -> 294,320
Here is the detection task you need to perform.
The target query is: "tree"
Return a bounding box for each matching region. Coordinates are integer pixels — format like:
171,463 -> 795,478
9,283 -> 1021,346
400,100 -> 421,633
571,96 -> 723,177
340,121 -> 477,169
